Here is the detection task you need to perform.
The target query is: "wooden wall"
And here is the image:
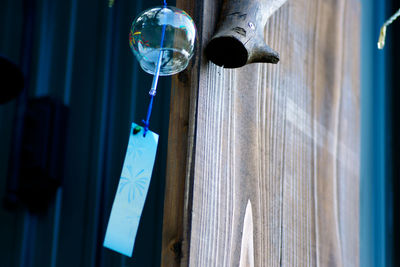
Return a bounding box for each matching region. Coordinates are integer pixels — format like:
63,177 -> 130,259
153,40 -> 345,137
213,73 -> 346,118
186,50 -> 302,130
162,0 -> 360,266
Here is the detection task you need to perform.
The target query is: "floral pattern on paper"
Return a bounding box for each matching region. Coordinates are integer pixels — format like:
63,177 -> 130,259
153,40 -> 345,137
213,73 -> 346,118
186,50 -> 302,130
119,167 -> 149,203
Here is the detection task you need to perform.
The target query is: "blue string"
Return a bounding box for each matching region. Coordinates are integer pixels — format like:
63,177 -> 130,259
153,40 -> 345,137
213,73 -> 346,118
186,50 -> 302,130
143,2 -> 167,137
142,95 -> 154,136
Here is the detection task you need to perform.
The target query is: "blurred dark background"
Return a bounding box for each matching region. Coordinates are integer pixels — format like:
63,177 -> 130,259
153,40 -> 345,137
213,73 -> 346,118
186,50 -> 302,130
388,1 -> 400,266
0,0 -> 171,266
361,0 -> 400,266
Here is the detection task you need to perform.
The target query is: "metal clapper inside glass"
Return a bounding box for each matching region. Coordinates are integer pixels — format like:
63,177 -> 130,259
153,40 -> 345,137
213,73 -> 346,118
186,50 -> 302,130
103,1 -> 196,257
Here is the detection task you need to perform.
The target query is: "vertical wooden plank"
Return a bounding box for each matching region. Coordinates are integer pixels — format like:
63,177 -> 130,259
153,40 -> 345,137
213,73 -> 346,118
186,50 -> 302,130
161,0 -> 221,266
163,0 -> 360,266
337,1 -> 360,265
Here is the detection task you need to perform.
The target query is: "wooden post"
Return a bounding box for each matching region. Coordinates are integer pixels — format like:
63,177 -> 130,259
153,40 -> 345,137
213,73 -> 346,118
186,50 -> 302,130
162,0 -> 361,266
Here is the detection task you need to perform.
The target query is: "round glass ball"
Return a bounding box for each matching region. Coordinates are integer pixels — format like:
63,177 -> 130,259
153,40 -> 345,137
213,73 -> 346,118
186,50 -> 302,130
129,6 -> 196,76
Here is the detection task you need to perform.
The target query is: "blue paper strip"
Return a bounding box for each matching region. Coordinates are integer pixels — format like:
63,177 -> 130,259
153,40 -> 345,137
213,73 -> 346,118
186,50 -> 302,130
104,123 -> 158,257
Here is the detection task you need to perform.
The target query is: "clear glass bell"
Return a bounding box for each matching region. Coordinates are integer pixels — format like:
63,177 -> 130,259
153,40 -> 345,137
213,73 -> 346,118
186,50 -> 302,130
129,6 -> 196,76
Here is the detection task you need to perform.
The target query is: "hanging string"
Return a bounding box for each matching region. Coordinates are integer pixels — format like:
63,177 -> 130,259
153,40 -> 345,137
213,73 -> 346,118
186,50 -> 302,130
142,1 -> 168,137
378,7 -> 400,49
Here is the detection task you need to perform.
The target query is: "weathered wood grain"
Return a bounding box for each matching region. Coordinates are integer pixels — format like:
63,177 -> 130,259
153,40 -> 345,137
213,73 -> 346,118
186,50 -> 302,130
161,0 -> 207,265
163,0 -> 360,266
239,200 -> 255,267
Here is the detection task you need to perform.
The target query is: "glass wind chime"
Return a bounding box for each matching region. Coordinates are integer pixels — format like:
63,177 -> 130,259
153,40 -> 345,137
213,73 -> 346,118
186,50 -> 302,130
103,1 -> 196,257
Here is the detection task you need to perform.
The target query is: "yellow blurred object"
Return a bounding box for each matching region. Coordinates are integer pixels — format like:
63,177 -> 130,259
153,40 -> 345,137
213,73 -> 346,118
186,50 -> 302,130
377,8 -> 400,49
378,25 -> 387,49
109,0 -> 115,8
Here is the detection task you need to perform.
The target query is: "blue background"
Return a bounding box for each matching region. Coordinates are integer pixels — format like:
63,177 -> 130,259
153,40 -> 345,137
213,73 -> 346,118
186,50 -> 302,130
0,0 -> 172,266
